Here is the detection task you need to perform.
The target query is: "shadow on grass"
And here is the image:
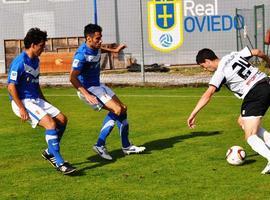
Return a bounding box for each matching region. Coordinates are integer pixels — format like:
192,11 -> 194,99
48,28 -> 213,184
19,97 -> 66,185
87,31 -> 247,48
243,153 -> 259,165
72,131 -> 221,176
143,131 -> 221,152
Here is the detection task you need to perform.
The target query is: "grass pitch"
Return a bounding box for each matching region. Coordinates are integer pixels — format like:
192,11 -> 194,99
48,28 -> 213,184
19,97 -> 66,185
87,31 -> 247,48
1,87 -> 270,200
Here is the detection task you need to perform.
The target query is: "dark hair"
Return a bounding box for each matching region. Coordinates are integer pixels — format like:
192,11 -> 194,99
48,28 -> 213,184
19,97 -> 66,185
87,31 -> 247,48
196,48 -> 218,64
84,23 -> 102,39
24,28 -> 47,49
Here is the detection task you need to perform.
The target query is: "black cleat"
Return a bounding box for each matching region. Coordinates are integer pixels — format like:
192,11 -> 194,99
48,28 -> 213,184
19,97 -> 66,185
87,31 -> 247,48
57,162 -> 76,175
42,150 -> 57,168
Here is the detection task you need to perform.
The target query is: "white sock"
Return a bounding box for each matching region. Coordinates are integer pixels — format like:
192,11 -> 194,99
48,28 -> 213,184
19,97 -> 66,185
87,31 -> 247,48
247,135 -> 270,162
257,127 -> 270,148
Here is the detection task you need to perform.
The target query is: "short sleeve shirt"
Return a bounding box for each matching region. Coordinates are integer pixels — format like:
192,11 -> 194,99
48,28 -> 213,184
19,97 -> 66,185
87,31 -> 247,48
209,47 -> 267,99
72,43 -> 101,88
7,51 -> 40,99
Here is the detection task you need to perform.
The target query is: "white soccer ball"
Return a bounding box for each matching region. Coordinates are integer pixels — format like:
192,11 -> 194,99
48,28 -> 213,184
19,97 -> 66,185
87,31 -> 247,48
226,146 -> 246,165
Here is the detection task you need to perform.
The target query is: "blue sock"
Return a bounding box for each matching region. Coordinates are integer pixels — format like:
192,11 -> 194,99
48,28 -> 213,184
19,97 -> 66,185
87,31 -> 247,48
115,113 -> 131,148
45,129 -> 64,166
96,112 -> 116,146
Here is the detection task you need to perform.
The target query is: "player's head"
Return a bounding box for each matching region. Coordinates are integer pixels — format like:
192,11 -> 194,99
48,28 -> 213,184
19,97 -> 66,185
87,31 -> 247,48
84,23 -> 103,49
196,48 -> 219,72
24,28 -> 47,57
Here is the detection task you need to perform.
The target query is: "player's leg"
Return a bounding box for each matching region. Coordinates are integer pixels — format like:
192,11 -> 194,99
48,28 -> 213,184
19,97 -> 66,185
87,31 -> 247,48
42,113 -> 67,167
53,113 -> 68,141
33,99 -> 75,174
78,85 -> 117,160
257,127 -> 270,148
39,100 -> 67,166
81,84 -> 145,156
39,115 -> 64,166
104,95 -> 145,154
242,117 -> 270,174
103,96 -> 129,145
238,115 -> 270,147
92,112 -> 116,160
38,115 -> 76,174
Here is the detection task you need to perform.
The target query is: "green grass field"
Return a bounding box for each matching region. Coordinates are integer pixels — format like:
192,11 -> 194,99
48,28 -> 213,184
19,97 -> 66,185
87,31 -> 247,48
1,86 -> 270,200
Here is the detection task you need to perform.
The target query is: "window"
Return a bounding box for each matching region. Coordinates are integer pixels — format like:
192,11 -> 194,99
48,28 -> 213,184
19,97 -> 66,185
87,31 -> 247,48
3,0 -> 29,3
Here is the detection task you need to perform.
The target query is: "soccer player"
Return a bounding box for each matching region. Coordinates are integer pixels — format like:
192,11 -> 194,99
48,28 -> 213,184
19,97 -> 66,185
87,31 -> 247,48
70,23 -> 145,160
187,47 -> 270,174
7,28 -> 76,175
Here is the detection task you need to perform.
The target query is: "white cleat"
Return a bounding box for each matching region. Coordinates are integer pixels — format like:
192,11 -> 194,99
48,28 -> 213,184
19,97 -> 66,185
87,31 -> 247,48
261,162 -> 270,174
122,145 -> 146,155
93,145 -> 113,160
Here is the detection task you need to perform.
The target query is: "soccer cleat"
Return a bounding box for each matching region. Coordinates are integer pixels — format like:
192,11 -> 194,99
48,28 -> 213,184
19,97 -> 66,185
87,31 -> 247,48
42,150 -> 57,168
261,162 -> 270,174
57,162 -> 76,175
122,145 -> 146,155
92,145 -> 113,160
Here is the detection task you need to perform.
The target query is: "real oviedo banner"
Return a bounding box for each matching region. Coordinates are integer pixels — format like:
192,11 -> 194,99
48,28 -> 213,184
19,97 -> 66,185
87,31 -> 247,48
147,0 -> 245,52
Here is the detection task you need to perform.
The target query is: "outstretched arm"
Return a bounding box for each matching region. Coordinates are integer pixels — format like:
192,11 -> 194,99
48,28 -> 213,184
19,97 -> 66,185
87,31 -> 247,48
101,44 -> 126,53
251,49 -> 270,67
187,85 -> 216,129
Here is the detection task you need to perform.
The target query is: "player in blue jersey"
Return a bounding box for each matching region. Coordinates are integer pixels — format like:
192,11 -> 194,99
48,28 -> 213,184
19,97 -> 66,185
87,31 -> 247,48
70,23 -> 145,160
7,28 -> 76,175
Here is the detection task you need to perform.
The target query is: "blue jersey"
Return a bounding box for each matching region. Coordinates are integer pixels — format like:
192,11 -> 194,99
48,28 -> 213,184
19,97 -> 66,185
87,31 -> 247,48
7,51 -> 40,99
72,43 -> 101,88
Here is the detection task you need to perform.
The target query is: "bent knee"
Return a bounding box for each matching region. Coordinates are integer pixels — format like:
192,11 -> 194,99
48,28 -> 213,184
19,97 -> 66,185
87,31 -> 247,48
113,107 -> 122,116
40,115 -> 57,129
112,106 -> 127,116
122,105 -> 127,112
56,113 -> 68,125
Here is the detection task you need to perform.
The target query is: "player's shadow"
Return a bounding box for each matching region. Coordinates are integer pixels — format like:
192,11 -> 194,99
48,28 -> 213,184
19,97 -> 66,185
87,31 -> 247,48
143,131 -> 221,153
72,131 -> 221,176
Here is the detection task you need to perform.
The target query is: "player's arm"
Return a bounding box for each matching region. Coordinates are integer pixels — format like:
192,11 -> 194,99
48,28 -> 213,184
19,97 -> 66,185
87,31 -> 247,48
251,49 -> 270,67
69,69 -> 99,105
7,83 -> 29,121
187,85 -> 217,129
101,44 -> 126,53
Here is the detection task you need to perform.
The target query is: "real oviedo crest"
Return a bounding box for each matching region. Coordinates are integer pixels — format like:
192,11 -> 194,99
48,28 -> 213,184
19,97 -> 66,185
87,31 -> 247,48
148,0 -> 184,52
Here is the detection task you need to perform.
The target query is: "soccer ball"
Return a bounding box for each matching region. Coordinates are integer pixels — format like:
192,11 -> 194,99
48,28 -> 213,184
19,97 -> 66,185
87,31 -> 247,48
226,146 -> 246,165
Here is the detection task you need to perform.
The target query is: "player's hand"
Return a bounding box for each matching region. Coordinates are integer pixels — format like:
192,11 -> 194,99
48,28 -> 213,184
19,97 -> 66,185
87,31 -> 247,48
187,115 -> 196,129
19,107 -> 29,121
85,93 -> 99,105
117,44 -> 127,52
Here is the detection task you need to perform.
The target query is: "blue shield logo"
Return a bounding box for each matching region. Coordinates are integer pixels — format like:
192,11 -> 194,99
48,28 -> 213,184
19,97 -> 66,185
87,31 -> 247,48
156,3 -> 175,29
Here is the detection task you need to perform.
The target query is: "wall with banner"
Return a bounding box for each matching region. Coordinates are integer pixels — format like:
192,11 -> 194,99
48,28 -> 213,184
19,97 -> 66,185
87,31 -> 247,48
0,0 -> 270,73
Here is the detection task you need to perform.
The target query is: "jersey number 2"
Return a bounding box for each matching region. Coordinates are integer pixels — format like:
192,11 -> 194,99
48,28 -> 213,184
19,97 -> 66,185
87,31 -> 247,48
232,57 -> 252,80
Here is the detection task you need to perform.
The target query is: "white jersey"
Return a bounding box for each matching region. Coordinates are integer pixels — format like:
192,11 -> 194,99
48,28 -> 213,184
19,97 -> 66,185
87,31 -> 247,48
209,47 -> 267,99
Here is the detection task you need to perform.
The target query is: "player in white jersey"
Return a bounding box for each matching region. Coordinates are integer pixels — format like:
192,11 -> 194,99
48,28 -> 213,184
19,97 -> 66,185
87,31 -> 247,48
7,28 -> 76,175
187,47 -> 270,174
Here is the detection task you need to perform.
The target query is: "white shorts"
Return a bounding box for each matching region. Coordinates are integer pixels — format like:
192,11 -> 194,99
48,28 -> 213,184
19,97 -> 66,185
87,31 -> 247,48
77,83 -> 115,111
11,98 -> 60,128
